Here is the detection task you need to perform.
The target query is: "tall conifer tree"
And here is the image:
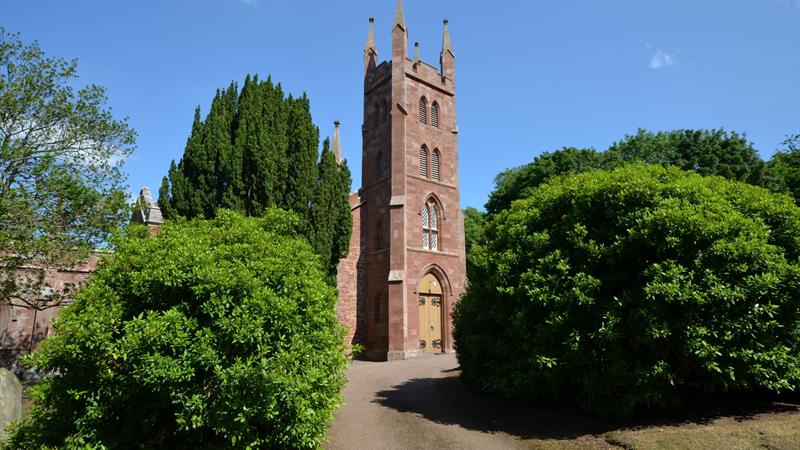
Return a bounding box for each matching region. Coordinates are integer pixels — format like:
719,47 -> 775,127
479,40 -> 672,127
333,159 -> 353,266
158,75 -> 352,277
309,139 -> 353,276
285,95 -> 319,218
237,75 -> 270,215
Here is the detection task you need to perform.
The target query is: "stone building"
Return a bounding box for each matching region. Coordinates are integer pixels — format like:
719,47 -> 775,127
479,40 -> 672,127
336,0 -> 467,360
0,258 -> 97,371
1,1 -> 466,367
0,189 -> 162,372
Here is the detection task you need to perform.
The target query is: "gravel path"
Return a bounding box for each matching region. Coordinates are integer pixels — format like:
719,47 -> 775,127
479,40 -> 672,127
326,353 -> 800,450
326,353 -> 536,450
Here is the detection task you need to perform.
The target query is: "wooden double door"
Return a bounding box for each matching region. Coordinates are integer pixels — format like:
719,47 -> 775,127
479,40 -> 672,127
418,273 -> 443,353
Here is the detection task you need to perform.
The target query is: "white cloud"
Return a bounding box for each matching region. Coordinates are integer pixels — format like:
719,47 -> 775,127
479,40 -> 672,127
649,51 -> 674,70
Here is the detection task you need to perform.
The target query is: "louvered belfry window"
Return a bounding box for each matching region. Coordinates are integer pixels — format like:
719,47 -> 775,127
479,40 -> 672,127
377,151 -> 385,180
431,102 -> 439,128
432,149 -> 441,182
419,97 -> 427,124
422,202 -> 439,251
419,146 -> 429,178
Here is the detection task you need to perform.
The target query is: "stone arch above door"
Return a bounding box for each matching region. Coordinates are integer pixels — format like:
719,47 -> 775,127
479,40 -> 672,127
416,264 -> 452,298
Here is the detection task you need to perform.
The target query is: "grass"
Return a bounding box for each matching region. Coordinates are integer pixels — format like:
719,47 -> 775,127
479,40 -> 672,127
520,405 -> 800,449
601,410 -> 800,450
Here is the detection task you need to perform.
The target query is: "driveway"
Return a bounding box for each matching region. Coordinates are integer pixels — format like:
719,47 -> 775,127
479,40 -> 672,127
325,353 -> 621,449
325,353 -> 800,450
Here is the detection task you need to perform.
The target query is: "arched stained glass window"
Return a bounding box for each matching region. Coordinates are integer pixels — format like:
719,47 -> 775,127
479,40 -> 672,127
422,202 -> 440,251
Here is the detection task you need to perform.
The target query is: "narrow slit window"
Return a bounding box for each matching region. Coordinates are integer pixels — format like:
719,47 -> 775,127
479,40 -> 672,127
376,220 -> 383,250
432,150 -> 441,182
377,151 -> 385,180
419,146 -> 429,178
419,97 -> 427,124
431,102 -> 439,128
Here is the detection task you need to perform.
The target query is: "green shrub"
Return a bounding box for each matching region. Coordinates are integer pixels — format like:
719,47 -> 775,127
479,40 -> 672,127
6,210 -> 347,449
454,165 -> 800,416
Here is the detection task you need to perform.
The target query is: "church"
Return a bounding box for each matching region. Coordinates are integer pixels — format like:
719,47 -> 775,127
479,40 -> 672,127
335,0 -> 467,361
0,0 -> 467,368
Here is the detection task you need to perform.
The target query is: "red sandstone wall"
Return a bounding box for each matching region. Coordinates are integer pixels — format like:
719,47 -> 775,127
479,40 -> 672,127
0,255 -> 100,371
336,193 -> 363,347
336,18 -> 466,360
400,58 -> 466,353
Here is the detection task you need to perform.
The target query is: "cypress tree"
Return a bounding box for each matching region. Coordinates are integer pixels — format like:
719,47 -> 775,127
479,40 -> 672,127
171,103 -> 214,218
263,79 -> 289,207
309,139 -> 338,274
215,82 -> 243,212
284,94 -> 319,219
333,159 -> 353,265
309,139 -> 353,277
162,74 -> 352,275
157,175 -> 174,220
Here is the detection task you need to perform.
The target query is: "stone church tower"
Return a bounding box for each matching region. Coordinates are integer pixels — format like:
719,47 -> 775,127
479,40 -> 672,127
337,0 -> 467,360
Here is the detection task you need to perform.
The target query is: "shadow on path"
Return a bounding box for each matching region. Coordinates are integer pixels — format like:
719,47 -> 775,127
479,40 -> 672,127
373,369 -> 800,441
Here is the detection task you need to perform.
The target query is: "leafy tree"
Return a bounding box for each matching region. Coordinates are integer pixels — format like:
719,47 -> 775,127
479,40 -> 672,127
607,128 -> 764,184
486,130 -> 765,217
462,207 -> 486,280
485,148 -> 609,215
763,134 -> 800,203
158,76 -> 351,277
6,210 -> 348,449
0,28 -> 135,309
463,207 -> 485,254
455,165 -> 800,416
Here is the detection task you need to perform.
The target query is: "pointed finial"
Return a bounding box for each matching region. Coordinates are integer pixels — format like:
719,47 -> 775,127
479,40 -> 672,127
133,186 -> 163,227
394,0 -> 406,30
442,18 -> 453,55
366,17 -> 376,52
413,42 -> 420,64
332,121 -> 343,164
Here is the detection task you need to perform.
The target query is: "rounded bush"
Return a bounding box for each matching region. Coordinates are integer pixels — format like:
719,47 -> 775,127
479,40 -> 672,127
454,165 -> 800,416
7,210 -> 347,449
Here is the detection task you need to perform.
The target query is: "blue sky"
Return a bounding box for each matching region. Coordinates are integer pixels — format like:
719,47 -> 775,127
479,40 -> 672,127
2,0 -> 799,210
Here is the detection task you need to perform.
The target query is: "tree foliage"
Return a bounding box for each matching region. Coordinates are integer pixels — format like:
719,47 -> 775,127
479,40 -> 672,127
0,28 -> 135,308
308,139 -> 353,279
607,129 -> 764,184
485,148 -> 607,215
158,76 -> 351,277
486,129 -> 765,216
6,210 -> 348,449
462,207 -> 486,280
763,134 -> 800,204
455,165 -> 800,416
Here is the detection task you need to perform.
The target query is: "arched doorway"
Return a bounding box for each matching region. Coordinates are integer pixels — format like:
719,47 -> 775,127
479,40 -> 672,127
418,273 -> 443,353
